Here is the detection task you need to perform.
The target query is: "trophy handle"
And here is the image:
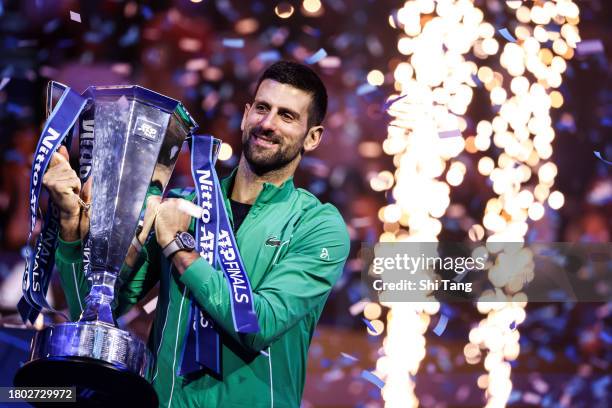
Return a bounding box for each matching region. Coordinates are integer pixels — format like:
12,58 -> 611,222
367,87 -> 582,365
45,81 -> 69,117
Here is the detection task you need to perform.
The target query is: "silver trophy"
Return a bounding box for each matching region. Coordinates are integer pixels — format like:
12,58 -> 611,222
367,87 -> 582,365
14,83 -> 197,406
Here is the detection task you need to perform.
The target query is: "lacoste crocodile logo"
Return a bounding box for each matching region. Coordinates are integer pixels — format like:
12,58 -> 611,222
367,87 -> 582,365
265,236 -> 282,247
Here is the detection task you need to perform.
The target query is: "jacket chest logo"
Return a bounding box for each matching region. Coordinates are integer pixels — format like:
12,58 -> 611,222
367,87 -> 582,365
265,235 -> 282,247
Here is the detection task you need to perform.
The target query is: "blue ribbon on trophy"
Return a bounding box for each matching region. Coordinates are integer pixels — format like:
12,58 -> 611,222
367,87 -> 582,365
77,101 -> 95,284
17,87 -> 89,323
178,135 -> 259,376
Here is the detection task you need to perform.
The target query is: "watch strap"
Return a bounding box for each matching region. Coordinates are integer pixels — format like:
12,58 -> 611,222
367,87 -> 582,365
163,239 -> 182,259
131,236 -> 143,252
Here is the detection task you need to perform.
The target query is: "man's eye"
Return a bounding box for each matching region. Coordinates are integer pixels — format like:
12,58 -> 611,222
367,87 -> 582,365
281,113 -> 294,121
255,105 -> 267,112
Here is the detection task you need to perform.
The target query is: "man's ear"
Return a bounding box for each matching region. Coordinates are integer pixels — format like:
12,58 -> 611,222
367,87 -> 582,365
302,125 -> 324,153
240,103 -> 250,132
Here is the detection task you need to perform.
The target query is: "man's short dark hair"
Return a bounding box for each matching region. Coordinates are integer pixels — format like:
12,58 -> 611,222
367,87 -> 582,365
255,61 -> 328,128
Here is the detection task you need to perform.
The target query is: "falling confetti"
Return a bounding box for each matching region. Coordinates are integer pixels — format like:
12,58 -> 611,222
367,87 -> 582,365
498,28 -> 516,42
304,48 -> 327,65
257,50 -> 281,62
69,11 -> 81,23
438,129 -> 462,139
340,352 -> 359,364
452,270 -> 469,282
349,299 -> 369,316
141,6 -> 153,20
593,151 -> 612,165
119,26 -> 140,47
222,38 -> 245,48
382,94 -> 407,111
510,321 -> 516,330
576,39 -> 604,56
143,296 -> 158,314
361,317 -> 378,334
0,77 -> 10,91
360,370 -> 385,389
470,73 -> 482,87
433,315 -> 449,336
356,83 -> 376,95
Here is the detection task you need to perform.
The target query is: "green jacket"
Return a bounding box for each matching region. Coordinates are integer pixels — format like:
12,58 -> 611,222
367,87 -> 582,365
55,169 -> 350,407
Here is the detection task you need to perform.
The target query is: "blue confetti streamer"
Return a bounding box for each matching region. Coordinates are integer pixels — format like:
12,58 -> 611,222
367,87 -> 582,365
360,370 -> 385,389
119,26 -> 140,47
510,321 -> 516,330
537,347 -> 555,362
452,270 -> 468,282
340,352 -> 359,365
222,38 -> 245,48
389,9 -> 400,28
591,376 -> 610,399
565,345 -> 578,363
438,129 -> 462,139
0,77 -> 10,91
141,6 -> 153,20
498,28 -> 517,42
470,73 -> 482,87
361,318 -> 378,334
258,50 -> 281,62
305,48 -> 327,65
43,19 -> 60,33
302,25 -> 321,37
576,39 -> 604,56
217,0 -> 239,22
383,94 -> 407,111
594,151 -> 612,165
507,390 -> 522,404
356,83 -> 376,95
600,329 -> 612,344
433,315 -> 449,336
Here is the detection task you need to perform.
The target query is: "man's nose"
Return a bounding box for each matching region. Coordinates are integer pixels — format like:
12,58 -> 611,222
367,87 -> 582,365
259,111 -> 277,131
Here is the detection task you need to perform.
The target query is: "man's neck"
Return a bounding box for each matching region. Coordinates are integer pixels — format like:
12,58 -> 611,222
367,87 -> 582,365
230,156 -> 296,204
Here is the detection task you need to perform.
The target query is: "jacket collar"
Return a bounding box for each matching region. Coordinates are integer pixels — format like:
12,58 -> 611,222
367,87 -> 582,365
220,167 -> 295,205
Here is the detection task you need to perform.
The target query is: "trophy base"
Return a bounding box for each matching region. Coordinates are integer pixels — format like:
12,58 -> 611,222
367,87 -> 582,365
14,356 -> 158,407
13,321 -> 157,407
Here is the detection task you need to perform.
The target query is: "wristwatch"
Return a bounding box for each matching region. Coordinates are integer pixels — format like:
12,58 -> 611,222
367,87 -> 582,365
162,231 -> 196,258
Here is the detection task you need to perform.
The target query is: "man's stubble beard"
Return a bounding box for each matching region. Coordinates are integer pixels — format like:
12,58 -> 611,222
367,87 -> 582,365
242,128 -> 304,176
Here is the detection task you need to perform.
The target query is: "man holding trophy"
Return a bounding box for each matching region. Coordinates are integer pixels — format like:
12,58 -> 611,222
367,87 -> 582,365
20,61 -> 349,407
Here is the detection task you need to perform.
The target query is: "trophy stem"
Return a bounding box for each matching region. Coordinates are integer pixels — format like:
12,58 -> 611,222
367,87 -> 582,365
79,270 -> 117,325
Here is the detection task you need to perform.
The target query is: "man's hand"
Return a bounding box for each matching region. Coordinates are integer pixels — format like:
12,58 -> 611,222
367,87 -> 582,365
42,146 -> 89,241
155,198 -> 192,248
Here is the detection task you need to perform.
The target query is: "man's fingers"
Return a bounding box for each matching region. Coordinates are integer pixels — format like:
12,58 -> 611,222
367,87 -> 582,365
57,146 -> 70,162
137,195 -> 162,242
81,177 -> 92,202
67,175 -> 81,196
145,196 -> 162,218
49,152 -> 69,168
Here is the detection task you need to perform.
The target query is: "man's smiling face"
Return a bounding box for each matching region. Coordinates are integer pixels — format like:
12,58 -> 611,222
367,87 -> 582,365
240,79 -> 314,175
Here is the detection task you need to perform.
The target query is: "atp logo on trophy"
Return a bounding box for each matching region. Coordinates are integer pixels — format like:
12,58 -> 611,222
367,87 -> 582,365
134,116 -> 162,141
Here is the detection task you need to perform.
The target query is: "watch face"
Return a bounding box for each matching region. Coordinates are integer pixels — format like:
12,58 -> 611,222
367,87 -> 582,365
178,232 -> 196,250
